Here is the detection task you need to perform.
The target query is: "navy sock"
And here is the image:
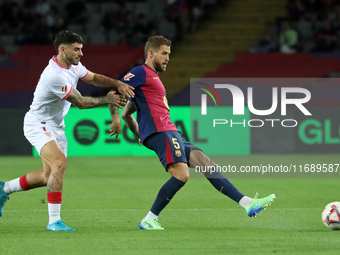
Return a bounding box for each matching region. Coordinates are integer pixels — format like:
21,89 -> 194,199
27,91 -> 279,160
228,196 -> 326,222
206,165 -> 244,203
150,176 -> 185,216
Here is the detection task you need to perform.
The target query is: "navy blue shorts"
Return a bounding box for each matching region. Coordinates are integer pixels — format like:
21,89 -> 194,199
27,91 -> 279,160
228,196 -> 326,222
144,131 -> 201,170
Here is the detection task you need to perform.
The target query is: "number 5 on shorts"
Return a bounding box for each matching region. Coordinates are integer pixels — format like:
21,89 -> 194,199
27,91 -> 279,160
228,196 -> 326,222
172,138 -> 180,149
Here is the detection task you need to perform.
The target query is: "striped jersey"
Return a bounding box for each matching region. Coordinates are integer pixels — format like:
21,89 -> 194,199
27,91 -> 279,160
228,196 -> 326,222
121,64 -> 178,142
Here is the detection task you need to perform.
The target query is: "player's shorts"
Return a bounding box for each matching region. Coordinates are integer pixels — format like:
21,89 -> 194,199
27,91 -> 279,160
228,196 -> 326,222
23,121 -> 67,157
143,131 -> 201,170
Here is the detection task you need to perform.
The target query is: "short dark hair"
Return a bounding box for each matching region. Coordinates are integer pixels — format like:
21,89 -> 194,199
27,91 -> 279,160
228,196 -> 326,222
54,30 -> 83,53
144,35 -> 171,59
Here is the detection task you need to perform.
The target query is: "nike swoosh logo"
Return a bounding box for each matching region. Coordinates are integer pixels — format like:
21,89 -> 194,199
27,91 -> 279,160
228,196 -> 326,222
153,77 -> 159,79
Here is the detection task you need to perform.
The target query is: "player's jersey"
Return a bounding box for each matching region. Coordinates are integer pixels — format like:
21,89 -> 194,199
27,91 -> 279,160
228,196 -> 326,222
121,64 -> 178,142
24,56 -> 88,127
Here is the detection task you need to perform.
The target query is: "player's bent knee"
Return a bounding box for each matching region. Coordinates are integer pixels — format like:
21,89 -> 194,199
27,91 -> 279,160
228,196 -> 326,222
52,158 -> 67,174
180,172 -> 190,183
172,173 -> 189,183
167,163 -> 190,183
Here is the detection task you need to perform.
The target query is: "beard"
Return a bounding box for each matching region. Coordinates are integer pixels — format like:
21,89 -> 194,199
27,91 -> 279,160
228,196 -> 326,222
153,59 -> 166,73
64,54 -> 79,66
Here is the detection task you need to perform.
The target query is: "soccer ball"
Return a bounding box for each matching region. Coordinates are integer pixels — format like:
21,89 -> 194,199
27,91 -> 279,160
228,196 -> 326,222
322,202 -> 340,230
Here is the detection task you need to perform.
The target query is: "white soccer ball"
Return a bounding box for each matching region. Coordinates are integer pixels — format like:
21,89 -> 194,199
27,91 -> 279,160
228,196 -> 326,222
322,202 -> 340,230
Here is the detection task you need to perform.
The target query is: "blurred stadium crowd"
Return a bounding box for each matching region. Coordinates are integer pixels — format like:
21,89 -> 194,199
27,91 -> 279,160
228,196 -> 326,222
250,0 -> 340,53
2,0 -> 340,57
0,0 -> 220,57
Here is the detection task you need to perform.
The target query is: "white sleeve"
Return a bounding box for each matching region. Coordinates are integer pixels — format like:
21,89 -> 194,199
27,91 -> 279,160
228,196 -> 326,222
78,61 -> 88,79
47,74 -> 73,100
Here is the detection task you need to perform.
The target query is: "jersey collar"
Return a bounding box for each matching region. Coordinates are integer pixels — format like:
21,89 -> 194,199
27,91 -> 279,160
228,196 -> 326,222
52,56 -> 72,70
143,63 -> 158,75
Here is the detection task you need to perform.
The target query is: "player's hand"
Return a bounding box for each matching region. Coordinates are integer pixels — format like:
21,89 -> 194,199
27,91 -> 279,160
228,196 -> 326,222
109,121 -> 121,139
138,138 -> 143,145
107,90 -> 127,109
117,81 -> 134,98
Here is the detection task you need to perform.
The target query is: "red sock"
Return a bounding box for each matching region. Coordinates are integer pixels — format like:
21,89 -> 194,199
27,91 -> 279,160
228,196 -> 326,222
47,192 -> 62,204
47,192 -> 62,225
19,175 -> 32,191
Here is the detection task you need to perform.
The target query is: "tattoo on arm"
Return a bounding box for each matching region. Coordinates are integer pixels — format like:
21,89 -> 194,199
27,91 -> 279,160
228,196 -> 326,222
67,87 -> 109,109
93,74 -> 119,88
109,105 -> 119,115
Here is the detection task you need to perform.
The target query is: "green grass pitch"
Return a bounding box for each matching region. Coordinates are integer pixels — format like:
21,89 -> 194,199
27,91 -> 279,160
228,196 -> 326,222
1,155 -> 340,255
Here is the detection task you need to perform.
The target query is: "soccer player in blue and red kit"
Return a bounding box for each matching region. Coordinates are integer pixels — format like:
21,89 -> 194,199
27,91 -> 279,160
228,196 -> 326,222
111,35 -> 276,230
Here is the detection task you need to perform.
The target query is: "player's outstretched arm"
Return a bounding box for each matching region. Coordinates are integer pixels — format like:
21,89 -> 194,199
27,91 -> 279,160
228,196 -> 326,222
67,87 -> 126,109
82,70 -> 135,98
109,105 -> 121,139
121,101 -> 140,141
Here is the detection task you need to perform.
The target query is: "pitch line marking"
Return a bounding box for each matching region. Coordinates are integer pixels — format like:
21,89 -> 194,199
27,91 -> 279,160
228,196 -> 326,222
5,208 -> 320,212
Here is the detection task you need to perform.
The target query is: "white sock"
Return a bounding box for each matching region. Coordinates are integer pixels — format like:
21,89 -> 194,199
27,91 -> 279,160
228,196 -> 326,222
4,178 -> 22,194
48,203 -> 61,224
144,211 -> 158,220
239,196 -> 253,207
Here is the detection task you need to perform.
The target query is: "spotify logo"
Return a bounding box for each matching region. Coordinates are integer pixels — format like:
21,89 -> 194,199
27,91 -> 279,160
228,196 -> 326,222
74,120 -> 99,145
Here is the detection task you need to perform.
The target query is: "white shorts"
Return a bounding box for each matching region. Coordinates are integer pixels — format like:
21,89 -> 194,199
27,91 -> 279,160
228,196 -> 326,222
23,122 -> 67,157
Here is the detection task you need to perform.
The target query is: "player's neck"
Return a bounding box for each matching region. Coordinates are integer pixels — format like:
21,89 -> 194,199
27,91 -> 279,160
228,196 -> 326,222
144,61 -> 157,74
56,55 -> 71,68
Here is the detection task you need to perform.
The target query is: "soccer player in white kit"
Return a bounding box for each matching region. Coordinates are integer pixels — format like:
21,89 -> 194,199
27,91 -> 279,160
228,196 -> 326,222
0,30 -> 134,231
